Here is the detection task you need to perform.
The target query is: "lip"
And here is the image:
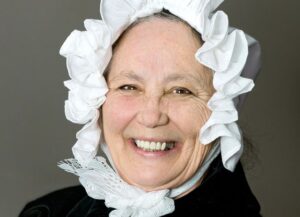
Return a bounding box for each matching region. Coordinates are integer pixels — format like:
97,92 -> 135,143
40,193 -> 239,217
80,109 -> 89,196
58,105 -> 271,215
128,138 -> 179,158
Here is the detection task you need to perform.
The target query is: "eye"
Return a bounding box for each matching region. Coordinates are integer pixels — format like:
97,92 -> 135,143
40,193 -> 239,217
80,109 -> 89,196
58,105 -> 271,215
172,87 -> 192,95
118,85 -> 137,91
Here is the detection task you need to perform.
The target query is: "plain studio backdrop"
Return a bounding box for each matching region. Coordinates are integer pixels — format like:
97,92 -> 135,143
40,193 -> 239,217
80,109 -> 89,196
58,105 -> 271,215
0,0 -> 299,216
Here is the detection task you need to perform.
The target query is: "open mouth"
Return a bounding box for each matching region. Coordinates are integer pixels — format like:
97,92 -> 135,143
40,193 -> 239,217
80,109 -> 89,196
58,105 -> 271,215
132,139 -> 176,152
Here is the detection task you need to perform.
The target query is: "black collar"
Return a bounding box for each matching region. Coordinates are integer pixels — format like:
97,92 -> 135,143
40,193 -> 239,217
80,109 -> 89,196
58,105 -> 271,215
65,155 -> 261,217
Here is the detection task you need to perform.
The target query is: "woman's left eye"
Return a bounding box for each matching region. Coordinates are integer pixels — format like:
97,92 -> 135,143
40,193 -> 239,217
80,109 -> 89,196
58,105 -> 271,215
172,87 -> 192,95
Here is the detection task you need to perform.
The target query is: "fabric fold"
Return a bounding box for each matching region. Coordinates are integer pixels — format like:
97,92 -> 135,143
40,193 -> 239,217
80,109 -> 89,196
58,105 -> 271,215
72,111 -> 101,166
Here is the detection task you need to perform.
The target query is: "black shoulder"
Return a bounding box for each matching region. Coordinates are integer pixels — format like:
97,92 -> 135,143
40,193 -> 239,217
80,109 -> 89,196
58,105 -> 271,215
19,185 -> 87,217
172,156 -> 262,217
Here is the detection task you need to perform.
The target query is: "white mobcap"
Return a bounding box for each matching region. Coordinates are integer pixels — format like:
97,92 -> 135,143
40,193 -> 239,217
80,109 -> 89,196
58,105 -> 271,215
60,0 -> 261,171
58,1 -> 261,216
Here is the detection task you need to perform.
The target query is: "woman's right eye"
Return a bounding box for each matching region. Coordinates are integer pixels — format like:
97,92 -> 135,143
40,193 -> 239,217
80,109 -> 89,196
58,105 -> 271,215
118,85 -> 137,91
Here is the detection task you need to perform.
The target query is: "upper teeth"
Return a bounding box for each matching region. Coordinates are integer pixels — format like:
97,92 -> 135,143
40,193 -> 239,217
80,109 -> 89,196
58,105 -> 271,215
135,140 -> 175,151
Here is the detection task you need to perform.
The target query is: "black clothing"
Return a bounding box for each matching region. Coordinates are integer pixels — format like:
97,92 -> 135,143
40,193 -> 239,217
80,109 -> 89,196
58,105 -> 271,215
19,155 -> 262,217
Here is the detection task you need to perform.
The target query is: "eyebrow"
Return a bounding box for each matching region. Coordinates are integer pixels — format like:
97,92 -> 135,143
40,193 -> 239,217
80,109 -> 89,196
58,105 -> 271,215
110,70 -> 205,84
164,73 -> 203,85
108,71 -> 141,83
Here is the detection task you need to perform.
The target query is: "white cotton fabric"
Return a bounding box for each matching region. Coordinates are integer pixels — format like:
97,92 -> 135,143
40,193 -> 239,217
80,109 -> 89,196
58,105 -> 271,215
58,0 -> 258,216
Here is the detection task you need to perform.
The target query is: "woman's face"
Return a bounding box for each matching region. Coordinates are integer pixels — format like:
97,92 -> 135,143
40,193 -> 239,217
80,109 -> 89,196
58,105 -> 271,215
102,17 -> 214,191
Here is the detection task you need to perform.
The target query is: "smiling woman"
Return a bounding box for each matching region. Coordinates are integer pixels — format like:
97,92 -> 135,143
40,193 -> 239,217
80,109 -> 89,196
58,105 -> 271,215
102,16 -> 214,192
19,0 -> 262,217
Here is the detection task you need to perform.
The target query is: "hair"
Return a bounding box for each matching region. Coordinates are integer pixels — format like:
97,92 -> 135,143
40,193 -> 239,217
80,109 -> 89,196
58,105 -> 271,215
117,10 -> 203,47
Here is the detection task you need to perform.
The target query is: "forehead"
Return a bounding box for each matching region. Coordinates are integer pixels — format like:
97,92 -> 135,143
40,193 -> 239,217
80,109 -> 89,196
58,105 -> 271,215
107,17 -> 209,83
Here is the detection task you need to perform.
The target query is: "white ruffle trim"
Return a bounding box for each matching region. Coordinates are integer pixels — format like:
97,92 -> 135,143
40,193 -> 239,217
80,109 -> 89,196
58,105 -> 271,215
59,157 -> 175,217
58,157 -> 175,217
58,142 -> 220,217
59,0 -> 254,170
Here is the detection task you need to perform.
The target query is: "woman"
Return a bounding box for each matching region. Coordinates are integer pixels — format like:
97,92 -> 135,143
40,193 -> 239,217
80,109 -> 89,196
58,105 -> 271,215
20,0 -> 262,216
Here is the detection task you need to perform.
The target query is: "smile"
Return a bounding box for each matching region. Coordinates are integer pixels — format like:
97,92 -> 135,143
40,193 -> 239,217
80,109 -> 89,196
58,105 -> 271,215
133,139 -> 176,152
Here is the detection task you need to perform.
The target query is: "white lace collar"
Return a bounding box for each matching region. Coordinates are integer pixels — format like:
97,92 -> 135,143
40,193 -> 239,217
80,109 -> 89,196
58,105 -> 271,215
59,142 -> 220,217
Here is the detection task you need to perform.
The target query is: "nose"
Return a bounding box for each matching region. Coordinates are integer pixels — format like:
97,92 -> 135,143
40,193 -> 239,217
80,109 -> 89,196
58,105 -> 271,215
136,96 -> 169,128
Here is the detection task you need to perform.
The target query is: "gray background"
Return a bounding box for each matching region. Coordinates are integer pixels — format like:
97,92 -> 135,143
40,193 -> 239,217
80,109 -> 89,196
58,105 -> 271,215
0,0 -> 299,216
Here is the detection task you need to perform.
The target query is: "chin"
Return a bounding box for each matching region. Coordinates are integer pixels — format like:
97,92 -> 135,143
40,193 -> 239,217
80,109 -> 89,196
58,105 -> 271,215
127,175 -> 171,191
108,138 -> 189,191
118,162 -> 179,191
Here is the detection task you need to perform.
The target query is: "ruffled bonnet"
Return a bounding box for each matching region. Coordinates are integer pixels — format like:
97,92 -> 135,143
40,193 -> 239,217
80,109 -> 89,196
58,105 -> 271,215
59,0 -> 261,171
58,0 -> 261,216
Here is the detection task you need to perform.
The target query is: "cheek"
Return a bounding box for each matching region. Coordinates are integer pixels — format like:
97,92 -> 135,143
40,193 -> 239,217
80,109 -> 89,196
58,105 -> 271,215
102,94 -> 139,134
192,101 -> 211,125
168,99 -> 211,137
